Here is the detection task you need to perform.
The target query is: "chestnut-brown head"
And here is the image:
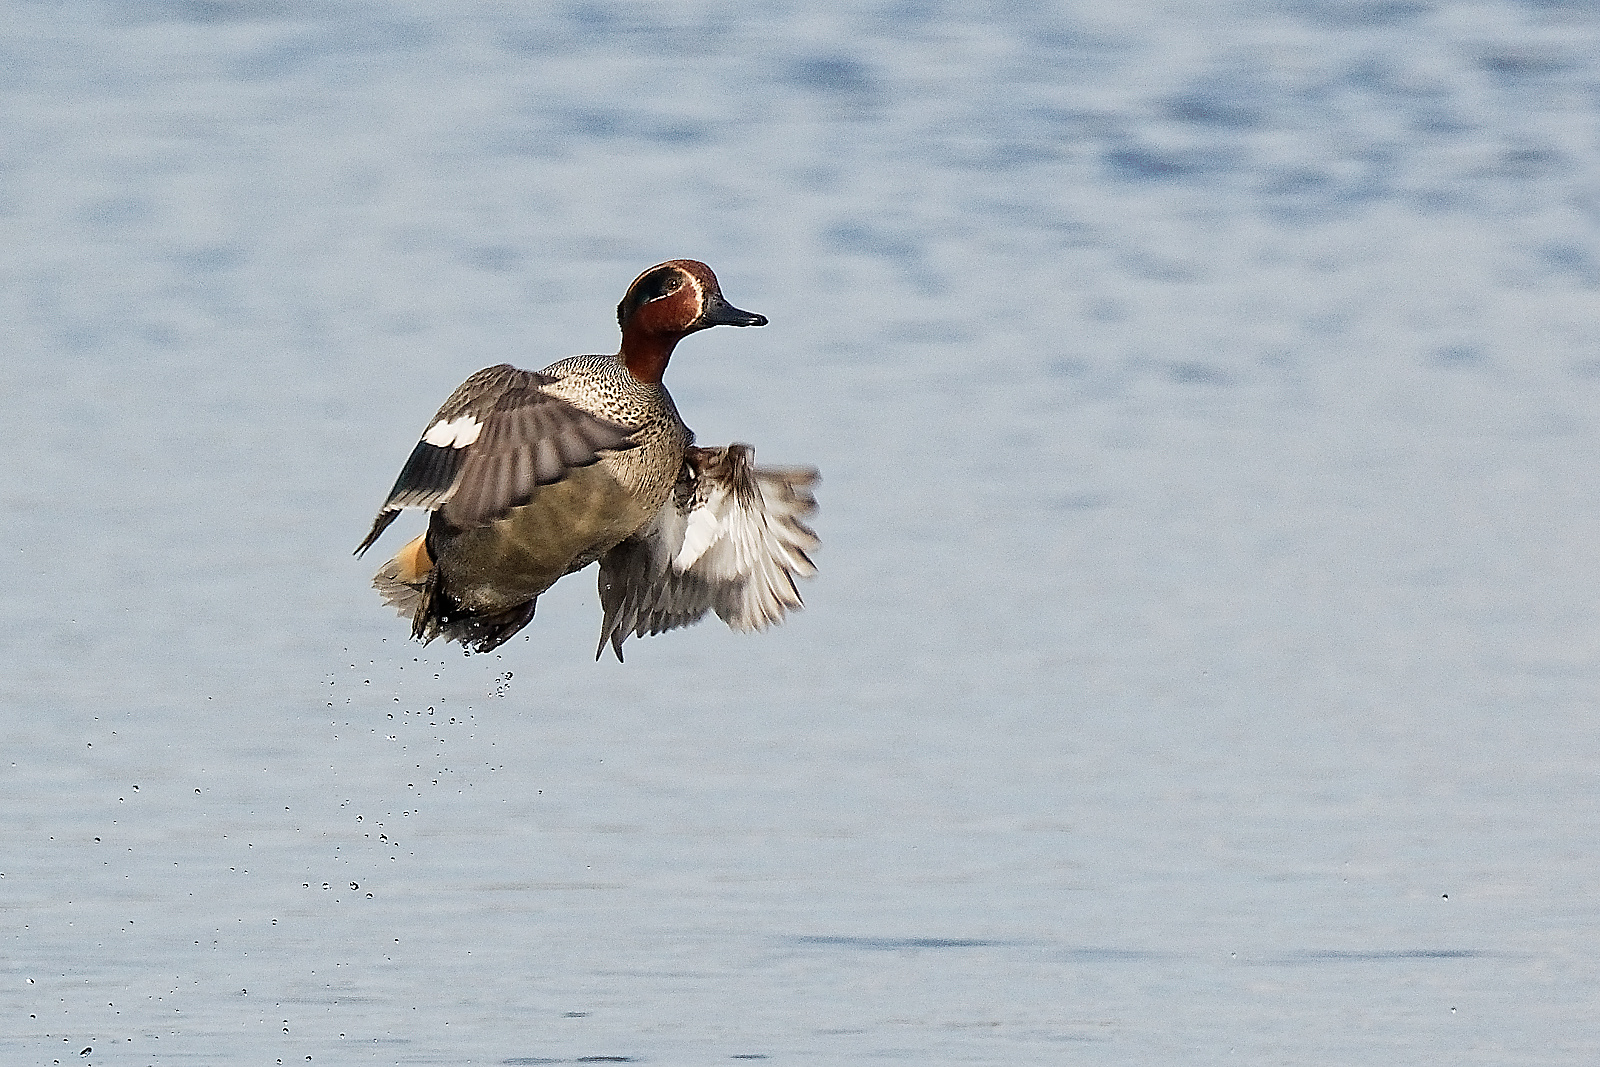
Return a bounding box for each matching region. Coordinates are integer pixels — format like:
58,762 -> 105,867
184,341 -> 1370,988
616,260 -> 766,384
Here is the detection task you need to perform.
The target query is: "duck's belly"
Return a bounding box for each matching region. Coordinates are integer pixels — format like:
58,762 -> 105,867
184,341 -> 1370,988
438,464 -> 658,613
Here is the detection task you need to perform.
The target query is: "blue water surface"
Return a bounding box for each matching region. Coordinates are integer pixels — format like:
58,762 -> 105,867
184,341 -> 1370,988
3,1 -> 1598,1064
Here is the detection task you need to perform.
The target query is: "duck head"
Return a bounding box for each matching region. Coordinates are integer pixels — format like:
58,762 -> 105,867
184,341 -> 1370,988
617,259 -> 767,384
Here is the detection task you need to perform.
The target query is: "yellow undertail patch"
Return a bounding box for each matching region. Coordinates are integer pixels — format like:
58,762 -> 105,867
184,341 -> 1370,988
392,534 -> 433,584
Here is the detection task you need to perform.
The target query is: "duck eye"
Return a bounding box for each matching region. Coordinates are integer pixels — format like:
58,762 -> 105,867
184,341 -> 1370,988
659,275 -> 682,295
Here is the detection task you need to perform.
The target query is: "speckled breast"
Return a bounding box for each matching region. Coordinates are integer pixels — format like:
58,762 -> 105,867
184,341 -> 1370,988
541,353 -> 694,519
438,355 -> 693,613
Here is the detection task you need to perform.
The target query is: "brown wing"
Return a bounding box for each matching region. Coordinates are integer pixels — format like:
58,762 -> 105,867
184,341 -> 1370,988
356,364 -> 634,555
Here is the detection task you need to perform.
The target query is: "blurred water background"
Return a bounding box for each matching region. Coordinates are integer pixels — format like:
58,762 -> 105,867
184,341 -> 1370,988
4,0 -> 1600,1063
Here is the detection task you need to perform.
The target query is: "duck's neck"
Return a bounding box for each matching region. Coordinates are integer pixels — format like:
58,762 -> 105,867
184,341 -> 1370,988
621,332 -> 682,385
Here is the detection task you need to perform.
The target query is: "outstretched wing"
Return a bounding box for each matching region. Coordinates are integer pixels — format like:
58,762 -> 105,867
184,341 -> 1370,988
356,364 -> 634,555
596,444 -> 819,660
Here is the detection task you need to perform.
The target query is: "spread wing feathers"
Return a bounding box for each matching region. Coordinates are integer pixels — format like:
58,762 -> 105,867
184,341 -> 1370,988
596,444 -> 819,661
439,381 -> 634,530
356,364 -> 634,556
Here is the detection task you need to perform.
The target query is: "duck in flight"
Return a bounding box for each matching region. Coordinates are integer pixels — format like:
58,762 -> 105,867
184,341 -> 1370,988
356,260 -> 818,661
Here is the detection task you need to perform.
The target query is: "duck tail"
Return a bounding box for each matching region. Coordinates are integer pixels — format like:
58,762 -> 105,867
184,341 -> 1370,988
373,534 -> 434,622
372,534 -> 537,653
